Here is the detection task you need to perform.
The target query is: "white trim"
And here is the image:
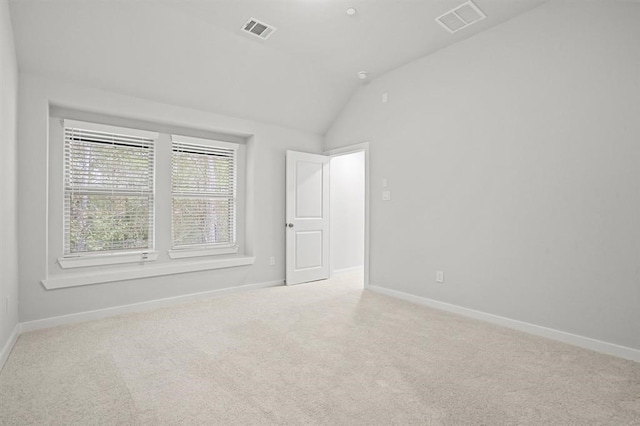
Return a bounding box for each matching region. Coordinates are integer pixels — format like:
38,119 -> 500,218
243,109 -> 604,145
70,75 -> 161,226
0,324 -> 21,373
333,265 -> 364,275
168,246 -> 238,259
170,134 -> 238,150
368,285 -> 640,363
325,142 -> 370,289
42,256 -> 256,289
324,142 -> 370,157
63,119 -> 159,140
22,279 -> 283,333
58,251 -> 159,269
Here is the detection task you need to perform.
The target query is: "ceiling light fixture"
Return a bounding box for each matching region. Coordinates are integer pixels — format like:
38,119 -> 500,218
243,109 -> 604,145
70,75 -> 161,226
346,8 -> 357,16
357,71 -> 368,80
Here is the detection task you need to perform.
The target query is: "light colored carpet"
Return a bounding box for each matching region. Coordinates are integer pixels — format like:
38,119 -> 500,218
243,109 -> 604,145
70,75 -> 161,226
1,271 -> 639,425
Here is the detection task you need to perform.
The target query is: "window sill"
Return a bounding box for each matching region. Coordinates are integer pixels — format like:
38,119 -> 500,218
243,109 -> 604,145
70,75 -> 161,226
42,256 -> 256,289
168,246 -> 238,259
58,251 -> 159,269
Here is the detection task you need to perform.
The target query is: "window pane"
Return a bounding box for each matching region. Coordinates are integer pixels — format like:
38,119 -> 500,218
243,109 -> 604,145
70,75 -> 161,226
172,197 -> 234,247
67,139 -> 153,190
172,151 -> 234,194
171,139 -> 237,250
69,194 -> 151,253
64,123 -> 155,256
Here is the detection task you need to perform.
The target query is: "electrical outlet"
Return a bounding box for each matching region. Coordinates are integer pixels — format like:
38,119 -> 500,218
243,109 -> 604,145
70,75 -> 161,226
436,271 -> 444,283
269,256 -> 275,266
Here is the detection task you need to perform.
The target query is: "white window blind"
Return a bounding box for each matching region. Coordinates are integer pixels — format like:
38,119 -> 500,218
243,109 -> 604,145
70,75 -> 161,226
171,135 -> 238,249
63,120 -> 157,255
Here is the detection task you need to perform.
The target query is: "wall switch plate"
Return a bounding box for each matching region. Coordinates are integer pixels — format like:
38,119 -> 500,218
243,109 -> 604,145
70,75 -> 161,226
382,92 -> 388,103
382,178 -> 388,188
382,191 -> 391,201
436,271 -> 444,283
269,256 -> 275,266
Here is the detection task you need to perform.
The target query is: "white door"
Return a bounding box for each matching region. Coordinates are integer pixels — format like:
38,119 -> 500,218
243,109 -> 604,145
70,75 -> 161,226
285,150 -> 330,285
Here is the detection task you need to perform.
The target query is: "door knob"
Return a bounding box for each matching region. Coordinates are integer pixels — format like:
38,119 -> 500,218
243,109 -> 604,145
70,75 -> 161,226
287,223 -> 294,228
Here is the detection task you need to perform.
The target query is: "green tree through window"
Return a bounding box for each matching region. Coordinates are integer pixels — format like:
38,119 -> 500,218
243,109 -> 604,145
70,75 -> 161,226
64,125 -> 155,254
171,138 -> 237,249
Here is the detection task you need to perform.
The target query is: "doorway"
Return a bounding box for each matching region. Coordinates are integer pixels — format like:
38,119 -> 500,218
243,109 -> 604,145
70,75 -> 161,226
328,145 -> 368,288
284,144 -> 369,287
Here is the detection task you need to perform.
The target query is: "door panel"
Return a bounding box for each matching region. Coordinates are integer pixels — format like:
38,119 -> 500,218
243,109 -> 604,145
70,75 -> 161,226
295,231 -> 323,269
295,161 -> 324,218
286,151 -> 330,285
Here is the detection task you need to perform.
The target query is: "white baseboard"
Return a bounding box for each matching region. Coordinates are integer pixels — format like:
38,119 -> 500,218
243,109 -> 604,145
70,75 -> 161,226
368,285 -> 640,363
20,280 -> 284,333
0,324 -> 20,373
332,266 -> 364,275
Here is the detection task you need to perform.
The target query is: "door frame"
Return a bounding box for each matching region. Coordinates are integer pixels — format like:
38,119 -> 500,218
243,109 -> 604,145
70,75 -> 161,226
324,142 -> 370,289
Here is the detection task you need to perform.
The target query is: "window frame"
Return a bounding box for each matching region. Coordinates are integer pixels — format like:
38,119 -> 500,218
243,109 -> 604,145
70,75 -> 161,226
59,119 -> 159,268
169,134 -> 240,257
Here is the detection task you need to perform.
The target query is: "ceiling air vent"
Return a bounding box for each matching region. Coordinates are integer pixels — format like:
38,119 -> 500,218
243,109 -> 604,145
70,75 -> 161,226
436,0 -> 486,34
242,18 -> 277,40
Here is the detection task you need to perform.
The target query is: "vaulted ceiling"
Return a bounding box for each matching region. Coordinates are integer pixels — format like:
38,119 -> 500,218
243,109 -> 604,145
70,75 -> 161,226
9,0 -> 544,134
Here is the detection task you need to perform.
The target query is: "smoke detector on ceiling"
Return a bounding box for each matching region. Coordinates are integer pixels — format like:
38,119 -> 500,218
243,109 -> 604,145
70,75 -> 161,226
435,0 -> 486,34
242,18 -> 277,40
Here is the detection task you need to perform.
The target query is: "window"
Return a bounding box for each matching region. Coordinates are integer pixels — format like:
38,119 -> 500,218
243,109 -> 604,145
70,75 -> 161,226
171,135 -> 238,253
50,114 -> 249,283
63,120 -> 157,256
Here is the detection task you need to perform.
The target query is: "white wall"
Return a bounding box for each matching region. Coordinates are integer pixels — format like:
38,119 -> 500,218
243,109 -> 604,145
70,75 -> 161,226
330,151 -> 365,272
325,2 -> 640,351
0,0 -> 19,351
18,73 -> 323,322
